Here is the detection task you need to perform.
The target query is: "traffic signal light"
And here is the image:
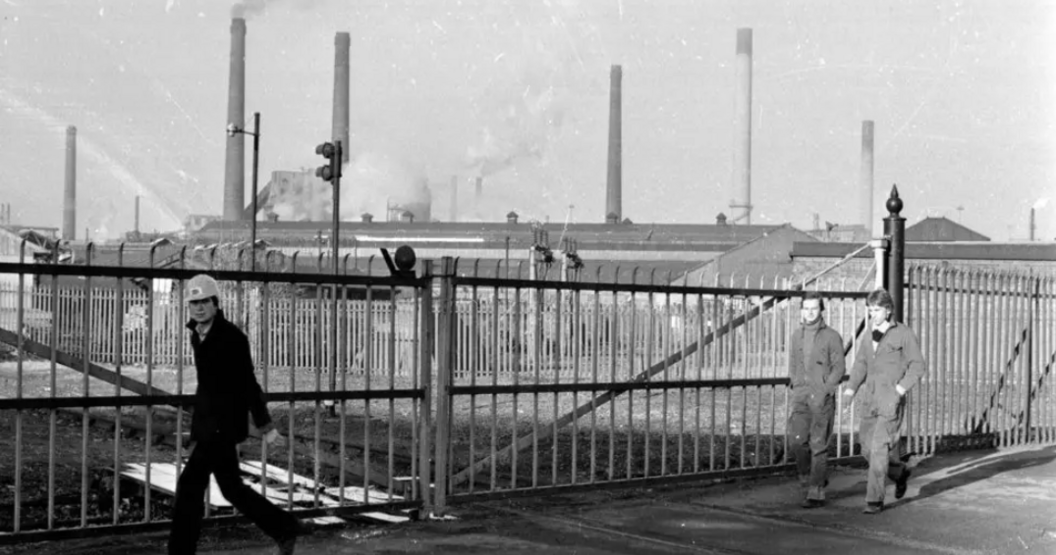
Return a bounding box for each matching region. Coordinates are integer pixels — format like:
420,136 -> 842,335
315,141 -> 342,182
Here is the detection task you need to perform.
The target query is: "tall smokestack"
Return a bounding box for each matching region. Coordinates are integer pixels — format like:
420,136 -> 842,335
223,17 -> 247,222
860,121 -> 875,236
474,176 -> 483,210
63,125 -> 77,241
449,176 -> 458,222
1030,208 -> 1036,241
605,64 -> 622,223
731,29 -> 752,225
134,195 -> 140,234
332,32 -> 351,164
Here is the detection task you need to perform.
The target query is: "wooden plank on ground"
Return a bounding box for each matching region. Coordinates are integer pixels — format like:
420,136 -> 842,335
359,511 -> 410,524
240,460 -> 322,491
121,462 -> 232,509
323,485 -> 403,504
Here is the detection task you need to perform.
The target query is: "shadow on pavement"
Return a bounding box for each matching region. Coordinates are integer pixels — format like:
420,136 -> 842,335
890,444 -> 1056,507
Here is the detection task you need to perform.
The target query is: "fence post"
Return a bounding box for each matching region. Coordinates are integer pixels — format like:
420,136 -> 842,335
417,260 -> 434,512
1025,274 -> 1037,442
433,257 -> 455,515
884,185 -> 906,321
870,238 -> 887,291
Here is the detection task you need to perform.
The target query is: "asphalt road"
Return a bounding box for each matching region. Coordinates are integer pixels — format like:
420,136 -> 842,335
4,445 -> 1055,555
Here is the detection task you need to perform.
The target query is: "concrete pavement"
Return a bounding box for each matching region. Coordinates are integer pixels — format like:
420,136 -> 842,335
4,445 -> 1055,554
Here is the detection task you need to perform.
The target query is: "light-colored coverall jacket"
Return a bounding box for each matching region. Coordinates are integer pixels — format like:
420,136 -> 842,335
846,321 -> 926,504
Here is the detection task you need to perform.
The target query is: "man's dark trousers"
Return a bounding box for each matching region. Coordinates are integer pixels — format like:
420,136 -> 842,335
168,439 -> 297,554
789,388 -> 834,496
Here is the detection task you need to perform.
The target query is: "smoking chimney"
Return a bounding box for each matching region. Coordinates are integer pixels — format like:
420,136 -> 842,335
860,120 -> 875,236
1030,208 -> 1036,241
449,176 -> 458,222
223,17 -> 247,222
605,64 -> 622,222
333,32 -> 351,164
730,29 -> 753,225
63,125 -> 77,241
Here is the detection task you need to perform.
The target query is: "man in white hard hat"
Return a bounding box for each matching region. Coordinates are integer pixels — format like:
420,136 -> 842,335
168,274 -> 299,555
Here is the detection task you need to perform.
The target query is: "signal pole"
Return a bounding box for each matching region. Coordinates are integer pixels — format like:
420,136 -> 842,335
314,140 -> 343,414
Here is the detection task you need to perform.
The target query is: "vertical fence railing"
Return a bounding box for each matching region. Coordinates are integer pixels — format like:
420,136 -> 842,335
0,245 -> 431,541
905,264 -> 1056,455
432,255 -> 871,507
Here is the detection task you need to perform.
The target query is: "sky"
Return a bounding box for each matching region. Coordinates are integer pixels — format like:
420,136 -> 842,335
0,0 -> 1053,241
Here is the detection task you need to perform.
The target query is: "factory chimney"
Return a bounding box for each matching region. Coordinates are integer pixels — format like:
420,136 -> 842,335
605,64 -> 622,223
134,195 -> 140,234
63,125 -> 77,241
333,32 -> 351,164
730,29 -> 752,225
1030,208 -> 1036,241
222,17 -> 247,222
860,120 -> 875,236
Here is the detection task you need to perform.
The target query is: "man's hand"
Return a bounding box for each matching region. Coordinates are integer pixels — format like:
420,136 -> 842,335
895,384 -> 907,396
263,429 -> 286,448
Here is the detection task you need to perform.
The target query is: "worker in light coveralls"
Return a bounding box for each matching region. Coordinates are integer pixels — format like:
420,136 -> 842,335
168,274 -> 299,555
787,291 -> 845,508
844,288 -> 925,514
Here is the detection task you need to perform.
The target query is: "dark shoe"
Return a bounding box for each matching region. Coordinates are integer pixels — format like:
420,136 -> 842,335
895,468 -> 911,499
862,502 -> 883,514
276,535 -> 296,555
800,498 -> 824,509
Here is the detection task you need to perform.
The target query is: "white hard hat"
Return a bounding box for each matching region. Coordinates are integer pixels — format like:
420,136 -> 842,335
186,274 -> 221,302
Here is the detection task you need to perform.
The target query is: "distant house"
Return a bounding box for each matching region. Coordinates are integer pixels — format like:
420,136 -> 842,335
905,217 -> 990,242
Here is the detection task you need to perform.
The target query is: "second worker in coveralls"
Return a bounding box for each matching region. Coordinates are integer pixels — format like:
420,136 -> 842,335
787,291 -> 845,508
844,288 -> 925,514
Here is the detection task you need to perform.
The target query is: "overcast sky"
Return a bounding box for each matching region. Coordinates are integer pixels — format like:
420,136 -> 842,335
0,0 -> 1053,241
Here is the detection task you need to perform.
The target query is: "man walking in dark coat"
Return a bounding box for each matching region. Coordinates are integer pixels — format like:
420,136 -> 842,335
844,288 -> 925,514
787,291 -> 845,508
168,274 -> 299,555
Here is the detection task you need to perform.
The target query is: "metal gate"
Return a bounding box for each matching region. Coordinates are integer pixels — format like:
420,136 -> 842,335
2,238 -> 1054,540
430,255 -> 874,507
0,245 -> 432,542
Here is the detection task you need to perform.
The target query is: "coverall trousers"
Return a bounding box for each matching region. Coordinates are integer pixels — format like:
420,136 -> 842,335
788,390 -> 834,499
858,398 -> 908,505
168,439 -> 297,555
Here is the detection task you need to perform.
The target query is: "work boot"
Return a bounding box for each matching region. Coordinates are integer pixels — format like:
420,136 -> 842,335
800,498 -> 824,509
895,468 -> 911,499
276,534 -> 296,555
802,485 -> 825,509
862,502 -> 883,515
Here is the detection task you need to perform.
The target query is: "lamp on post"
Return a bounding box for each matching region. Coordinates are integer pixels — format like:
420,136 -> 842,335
227,112 -> 261,272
